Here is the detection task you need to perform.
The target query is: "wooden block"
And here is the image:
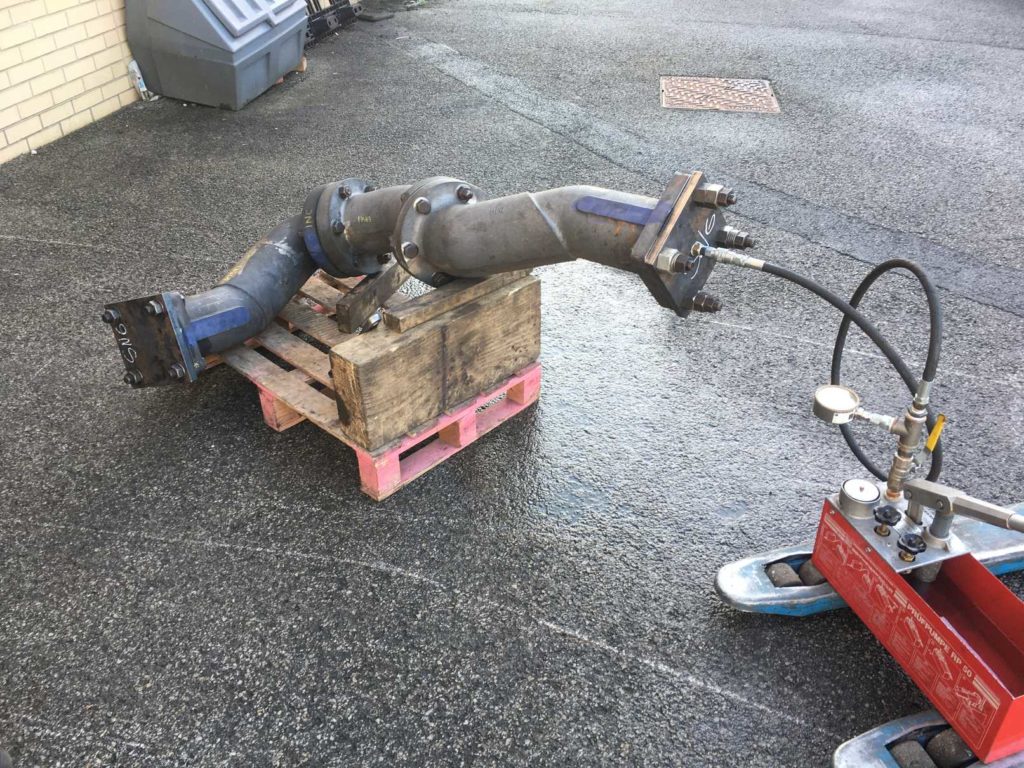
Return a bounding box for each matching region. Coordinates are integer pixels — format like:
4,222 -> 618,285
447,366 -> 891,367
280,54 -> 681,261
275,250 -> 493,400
299,274 -> 349,311
352,363 -> 541,500
330,275 -> 541,451
335,262 -> 411,334
258,386 -> 305,431
382,271 -> 529,333
439,411 -> 477,448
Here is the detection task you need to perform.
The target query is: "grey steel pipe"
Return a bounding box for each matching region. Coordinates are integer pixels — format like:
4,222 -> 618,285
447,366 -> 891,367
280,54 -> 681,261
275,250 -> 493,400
104,172 -> 735,387
407,186 -> 656,276
179,215 -> 315,355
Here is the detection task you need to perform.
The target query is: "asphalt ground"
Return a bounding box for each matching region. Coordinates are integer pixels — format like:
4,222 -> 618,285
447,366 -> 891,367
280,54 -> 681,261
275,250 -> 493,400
1,1 -> 1022,765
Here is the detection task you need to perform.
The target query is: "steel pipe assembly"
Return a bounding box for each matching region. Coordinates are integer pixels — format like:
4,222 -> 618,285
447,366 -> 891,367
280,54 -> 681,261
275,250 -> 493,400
102,171 -> 753,388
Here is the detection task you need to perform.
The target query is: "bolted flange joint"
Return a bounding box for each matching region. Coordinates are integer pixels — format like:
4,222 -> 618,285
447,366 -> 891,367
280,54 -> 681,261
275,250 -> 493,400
392,177 -> 487,286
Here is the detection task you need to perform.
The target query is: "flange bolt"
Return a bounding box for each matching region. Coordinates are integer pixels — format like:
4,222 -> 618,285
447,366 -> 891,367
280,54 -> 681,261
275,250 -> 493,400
897,532 -> 927,562
688,292 -> 722,313
377,253 -> 392,265
401,242 -> 420,259
123,370 -> 143,386
339,185 -> 352,199
456,185 -> 474,202
694,184 -> 737,208
101,308 -> 121,324
364,184 -> 377,192
873,505 -> 901,537
332,220 -> 345,235
145,300 -> 164,316
671,253 -> 699,274
414,197 -> 432,214
169,363 -> 186,381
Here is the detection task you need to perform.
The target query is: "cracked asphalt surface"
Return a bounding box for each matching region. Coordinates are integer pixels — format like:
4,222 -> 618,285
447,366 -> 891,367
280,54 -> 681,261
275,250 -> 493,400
1,1 -> 1022,765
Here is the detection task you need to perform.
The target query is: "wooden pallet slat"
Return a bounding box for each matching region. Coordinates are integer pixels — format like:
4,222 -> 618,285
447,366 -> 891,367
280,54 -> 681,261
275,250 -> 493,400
255,323 -> 333,388
278,300 -> 351,347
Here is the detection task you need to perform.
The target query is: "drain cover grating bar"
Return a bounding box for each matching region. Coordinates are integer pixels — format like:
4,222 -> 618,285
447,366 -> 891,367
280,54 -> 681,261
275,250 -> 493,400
660,76 -> 780,113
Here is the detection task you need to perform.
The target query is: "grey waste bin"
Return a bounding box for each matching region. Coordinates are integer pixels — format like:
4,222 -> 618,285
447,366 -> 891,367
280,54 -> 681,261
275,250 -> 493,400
126,0 -> 308,110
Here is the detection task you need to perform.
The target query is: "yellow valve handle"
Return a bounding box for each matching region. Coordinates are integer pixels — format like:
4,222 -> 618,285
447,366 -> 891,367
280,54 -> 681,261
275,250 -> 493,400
925,414 -> 946,452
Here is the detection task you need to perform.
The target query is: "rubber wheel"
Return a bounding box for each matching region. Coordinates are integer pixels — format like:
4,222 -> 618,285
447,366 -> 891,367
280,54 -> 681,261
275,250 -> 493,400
766,562 -> 803,588
0,748 -> 12,768
891,740 -> 938,768
798,559 -> 827,586
925,729 -> 975,768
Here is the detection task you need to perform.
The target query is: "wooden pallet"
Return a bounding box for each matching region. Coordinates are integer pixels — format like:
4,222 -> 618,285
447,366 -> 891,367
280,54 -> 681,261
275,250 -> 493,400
212,271 -> 542,500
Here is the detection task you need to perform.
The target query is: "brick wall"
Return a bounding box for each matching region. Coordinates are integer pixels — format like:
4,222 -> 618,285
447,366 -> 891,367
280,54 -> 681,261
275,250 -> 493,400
0,0 -> 138,165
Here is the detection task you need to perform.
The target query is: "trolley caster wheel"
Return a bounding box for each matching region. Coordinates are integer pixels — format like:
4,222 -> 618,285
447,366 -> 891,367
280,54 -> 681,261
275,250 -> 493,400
890,728 -> 976,768
925,728 -> 974,768
766,558 -> 829,588
891,740 -> 937,768
797,558 -> 827,586
766,562 -> 803,587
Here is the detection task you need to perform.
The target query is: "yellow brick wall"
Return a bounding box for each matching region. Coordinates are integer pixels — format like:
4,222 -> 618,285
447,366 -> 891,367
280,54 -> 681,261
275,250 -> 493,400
0,0 -> 139,165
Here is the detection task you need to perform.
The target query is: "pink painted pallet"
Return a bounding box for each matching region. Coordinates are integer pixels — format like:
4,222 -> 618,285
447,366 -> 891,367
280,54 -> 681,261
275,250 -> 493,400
211,272 -> 542,500
354,363 -> 542,499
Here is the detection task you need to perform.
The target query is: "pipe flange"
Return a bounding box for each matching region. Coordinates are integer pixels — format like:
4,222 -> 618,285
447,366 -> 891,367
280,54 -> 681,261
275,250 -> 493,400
392,177 -> 486,286
301,183 -> 336,274
305,178 -> 383,277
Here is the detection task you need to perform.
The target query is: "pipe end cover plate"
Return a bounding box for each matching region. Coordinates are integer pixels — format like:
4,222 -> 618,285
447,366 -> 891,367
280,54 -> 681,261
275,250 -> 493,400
629,171 -> 729,317
393,177 -> 487,287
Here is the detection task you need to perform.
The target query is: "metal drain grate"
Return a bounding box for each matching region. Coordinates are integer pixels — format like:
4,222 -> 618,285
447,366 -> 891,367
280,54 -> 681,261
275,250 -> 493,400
660,77 -> 780,113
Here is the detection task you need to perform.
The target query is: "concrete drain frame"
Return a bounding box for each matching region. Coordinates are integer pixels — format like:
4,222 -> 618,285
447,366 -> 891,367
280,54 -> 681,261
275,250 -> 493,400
660,76 -> 781,113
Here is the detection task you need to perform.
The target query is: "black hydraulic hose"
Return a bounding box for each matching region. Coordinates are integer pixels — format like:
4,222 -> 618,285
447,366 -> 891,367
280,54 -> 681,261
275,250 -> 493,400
758,261 -> 942,481
830,260 -> 943,481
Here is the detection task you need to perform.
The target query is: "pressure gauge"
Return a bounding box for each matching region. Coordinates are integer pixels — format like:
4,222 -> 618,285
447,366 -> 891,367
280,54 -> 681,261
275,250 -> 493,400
813,384 -> 861,425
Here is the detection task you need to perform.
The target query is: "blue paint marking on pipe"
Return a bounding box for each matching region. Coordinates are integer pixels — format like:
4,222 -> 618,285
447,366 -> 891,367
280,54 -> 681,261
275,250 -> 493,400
648,200 -> 672,228
576,196 -> 657,226
302,226 -> 335,274
162,291 -> 202,383
185,307 -> 252,345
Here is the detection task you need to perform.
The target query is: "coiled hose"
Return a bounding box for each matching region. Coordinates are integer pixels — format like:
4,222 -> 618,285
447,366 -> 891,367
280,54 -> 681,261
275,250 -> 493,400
758,259 -> 943,481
